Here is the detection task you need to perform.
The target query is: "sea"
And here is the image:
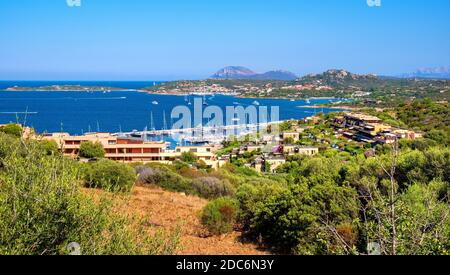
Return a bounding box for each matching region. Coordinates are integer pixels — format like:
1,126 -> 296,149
0,81 -> 349,136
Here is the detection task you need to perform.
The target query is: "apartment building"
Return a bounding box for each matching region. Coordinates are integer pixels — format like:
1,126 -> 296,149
343,113 -> 382,127
42,132 -> 220,168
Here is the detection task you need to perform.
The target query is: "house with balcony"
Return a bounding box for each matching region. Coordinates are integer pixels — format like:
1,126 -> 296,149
42,132 -> 221,169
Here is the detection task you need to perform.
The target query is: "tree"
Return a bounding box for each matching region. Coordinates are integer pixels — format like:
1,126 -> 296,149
425,130 -> 449,144
180,151 -> 197,164
79,141 -> 105,159
358,140 -> 400,255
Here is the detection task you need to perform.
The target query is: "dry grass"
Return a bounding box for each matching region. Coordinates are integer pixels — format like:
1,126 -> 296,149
85,184 -> 269,255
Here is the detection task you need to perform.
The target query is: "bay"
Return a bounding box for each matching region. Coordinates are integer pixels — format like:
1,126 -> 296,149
0,81 -> 347,135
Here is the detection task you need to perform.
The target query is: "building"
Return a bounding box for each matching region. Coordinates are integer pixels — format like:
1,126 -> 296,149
282,145 -> 319,156
391,129 -> 423,140
264,155 -> 286,173
356,123 -> 391,138
282,132 -> 300,142
251,154 -> 286,173
344,113 -> 382,127
333,113 -> 423,145
42,132 -> 221,168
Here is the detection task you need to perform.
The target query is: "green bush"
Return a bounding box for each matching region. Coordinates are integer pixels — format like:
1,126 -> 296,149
192,177 -> 235,199
180,151 -> 197,164
0,133 -> 22,160
0,138 -> 179,255
136,165 -> 194,194
38,139 -> 59,156
79,141 -> 105,159
83,159 -> 136,192
0,123 -> 22,138
201,197 -> 239,235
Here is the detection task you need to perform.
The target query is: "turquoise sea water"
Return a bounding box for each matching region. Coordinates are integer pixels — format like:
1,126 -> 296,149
0,81 -> 347,135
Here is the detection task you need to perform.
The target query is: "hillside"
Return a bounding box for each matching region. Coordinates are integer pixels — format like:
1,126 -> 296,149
90,185 -> 269,255
144,68 -> 450,101
297,69 -> 385,88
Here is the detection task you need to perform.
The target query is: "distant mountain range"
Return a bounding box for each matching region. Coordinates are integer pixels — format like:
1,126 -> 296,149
401,67 -> 450,79
211,66 -> 298,81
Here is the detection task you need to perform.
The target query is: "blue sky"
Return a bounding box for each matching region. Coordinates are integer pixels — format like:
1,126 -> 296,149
0,0 -> 449,80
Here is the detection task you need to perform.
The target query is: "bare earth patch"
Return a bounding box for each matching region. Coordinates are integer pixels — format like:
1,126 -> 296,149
87,185 -> 268,255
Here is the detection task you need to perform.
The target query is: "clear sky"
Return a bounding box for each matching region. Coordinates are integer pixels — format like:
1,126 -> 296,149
0,0 -> 449,80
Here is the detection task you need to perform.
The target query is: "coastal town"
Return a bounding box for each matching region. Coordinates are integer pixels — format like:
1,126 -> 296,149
4,108 -> 423,175
1,0 -> 450,259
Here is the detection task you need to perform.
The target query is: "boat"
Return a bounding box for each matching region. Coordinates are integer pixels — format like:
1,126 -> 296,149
152,101 -> 159,105
306,99 -> 311,104
290,99 -> 295,102
130,130 -> 142,138
252,101 -> 260,106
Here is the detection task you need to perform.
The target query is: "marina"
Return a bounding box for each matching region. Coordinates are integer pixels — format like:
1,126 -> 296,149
0,82 -> 347,138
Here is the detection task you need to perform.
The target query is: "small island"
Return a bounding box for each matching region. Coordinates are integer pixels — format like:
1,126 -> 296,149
4,85 -> 131,92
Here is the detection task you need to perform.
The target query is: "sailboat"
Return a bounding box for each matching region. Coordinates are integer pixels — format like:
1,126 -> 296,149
203,95 -> 208,106
150,112 -> 155,131
162,111 -> 168,135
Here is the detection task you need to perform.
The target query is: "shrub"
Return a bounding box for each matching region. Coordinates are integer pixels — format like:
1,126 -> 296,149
0,123 -> 22,138
201,197 -> 238,235
79,141 -> 105,159
0,139 -> 178,255
0,133 -> 21,160
38,140 -> 59,156
173,160 -> 190,171
236,179 -> 360,254
83,159 -> 136,192
192,177 -> 235,199
180,151 -> 197,164
136,165 -> 194,194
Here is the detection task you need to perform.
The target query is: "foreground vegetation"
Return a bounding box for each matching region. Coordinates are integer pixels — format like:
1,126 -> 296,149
0,133 -> 180,255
